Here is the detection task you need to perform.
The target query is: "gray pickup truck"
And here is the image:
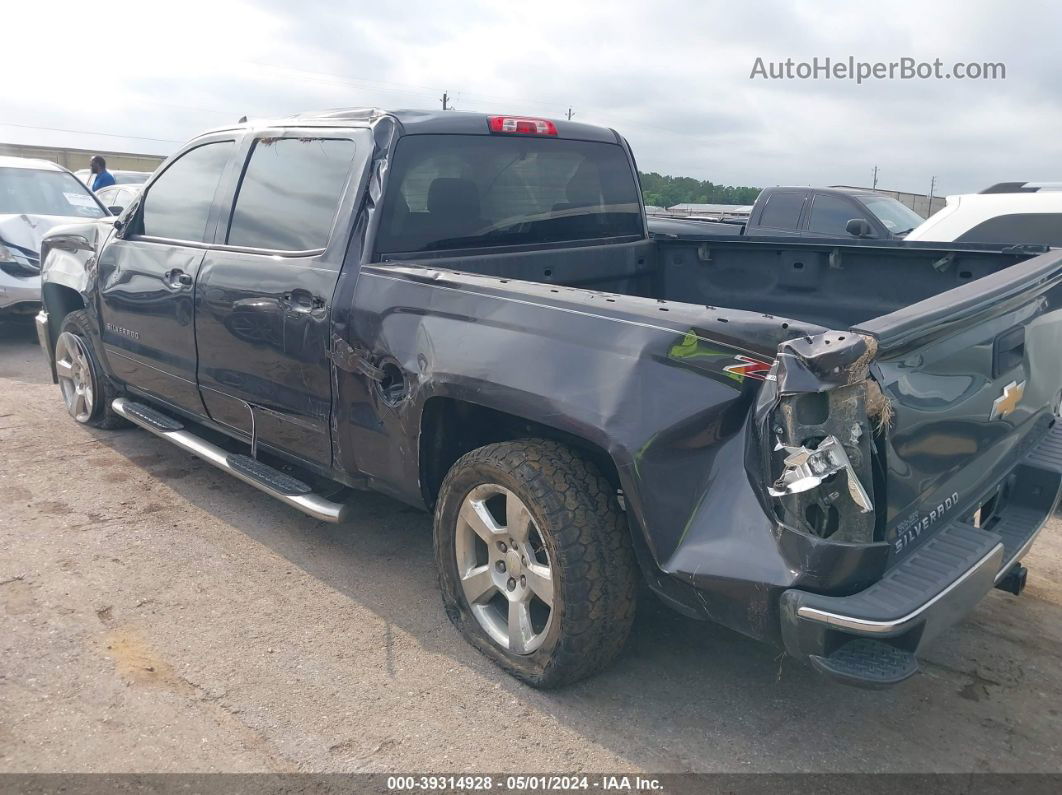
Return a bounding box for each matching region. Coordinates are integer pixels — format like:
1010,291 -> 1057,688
35,108 -> 1062,689
651,186 -> 927,241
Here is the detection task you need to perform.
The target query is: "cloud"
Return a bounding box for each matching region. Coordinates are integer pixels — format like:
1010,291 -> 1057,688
2,0 -> 1058,195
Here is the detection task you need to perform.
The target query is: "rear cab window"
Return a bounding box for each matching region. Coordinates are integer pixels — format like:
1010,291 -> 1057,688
375,134 -> 643,255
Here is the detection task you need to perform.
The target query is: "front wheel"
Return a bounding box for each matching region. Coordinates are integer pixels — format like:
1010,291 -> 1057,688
434,439 -> 637,688
54,310 -> 128,429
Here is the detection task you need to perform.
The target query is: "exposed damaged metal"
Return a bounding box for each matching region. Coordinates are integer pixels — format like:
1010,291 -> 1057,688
769,435 -> 874,514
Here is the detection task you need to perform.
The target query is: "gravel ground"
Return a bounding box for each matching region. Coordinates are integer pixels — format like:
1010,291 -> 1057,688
1,319 -> 1061,773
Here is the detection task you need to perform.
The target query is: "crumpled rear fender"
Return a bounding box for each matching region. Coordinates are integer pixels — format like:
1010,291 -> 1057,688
335,264 -> 851,642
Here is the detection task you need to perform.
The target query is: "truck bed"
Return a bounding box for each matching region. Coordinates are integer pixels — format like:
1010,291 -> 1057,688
381,236 -> 1047,331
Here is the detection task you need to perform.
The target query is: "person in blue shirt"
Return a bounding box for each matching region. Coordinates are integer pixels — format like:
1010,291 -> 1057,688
89,156 -> 116,191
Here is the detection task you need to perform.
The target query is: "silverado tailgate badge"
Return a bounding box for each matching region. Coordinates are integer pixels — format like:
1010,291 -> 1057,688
990,380 -> 1026,420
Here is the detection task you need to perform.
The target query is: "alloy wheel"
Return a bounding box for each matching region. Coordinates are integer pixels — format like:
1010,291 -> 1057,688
55,332 -> 97,423
455,484 -> 554,654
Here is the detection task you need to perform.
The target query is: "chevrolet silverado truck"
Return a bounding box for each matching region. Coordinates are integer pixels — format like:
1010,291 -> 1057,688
35,109 -> 1062,688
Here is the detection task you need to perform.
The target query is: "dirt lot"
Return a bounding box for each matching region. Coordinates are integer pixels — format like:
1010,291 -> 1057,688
1,320 -> 1061,774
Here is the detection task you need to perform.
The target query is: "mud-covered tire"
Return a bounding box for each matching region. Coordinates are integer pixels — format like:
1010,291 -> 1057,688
435,438 -> 637,688
55,310 -> 129,430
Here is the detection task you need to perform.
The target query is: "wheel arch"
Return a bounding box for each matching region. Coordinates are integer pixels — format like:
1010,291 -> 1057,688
418,396 -> 623,510
40,282 -> 88,372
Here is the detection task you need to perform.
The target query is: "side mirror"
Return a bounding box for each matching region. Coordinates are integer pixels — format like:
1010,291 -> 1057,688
108,205 -> 124,215
846,218 -> 874,238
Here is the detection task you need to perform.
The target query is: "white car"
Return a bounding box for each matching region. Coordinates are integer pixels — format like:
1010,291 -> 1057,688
906,182 -> 1062,246
1,156 -> 110,318
94,183 -> 142,215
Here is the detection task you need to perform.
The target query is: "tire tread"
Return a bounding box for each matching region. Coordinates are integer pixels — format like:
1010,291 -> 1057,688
435,438 -> 637,688
60,309 -> 128,430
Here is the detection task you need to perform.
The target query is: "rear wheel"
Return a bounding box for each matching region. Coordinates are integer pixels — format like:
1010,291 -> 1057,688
55,310 -> 128,429
435,439 -> 637,688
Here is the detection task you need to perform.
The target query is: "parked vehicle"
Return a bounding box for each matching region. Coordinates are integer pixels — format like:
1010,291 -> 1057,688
649,186 -> 927,241
906,185 -> 1062,246
744,186 -> 926,239
36,109 -> 1062,690
0,156 -> 109,318
74,169 -> 153,188
95,183 -> 142,215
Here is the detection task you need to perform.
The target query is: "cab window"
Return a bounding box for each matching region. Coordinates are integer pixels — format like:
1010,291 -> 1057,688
758,191 -> 806,230
375,134 -> 642,254
139,140 -> 235,242
226,136 -> 360,251
807,194 -> 868,236
956,214 -> 1062,247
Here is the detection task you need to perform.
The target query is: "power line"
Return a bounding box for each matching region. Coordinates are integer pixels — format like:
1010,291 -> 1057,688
245,61 -> 687,136
0,121 -> 183,144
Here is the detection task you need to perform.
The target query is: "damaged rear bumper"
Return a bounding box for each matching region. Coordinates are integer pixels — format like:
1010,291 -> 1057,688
779,423 -> 1062,688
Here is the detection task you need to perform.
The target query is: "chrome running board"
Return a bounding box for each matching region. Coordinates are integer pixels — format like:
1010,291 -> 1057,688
112,397 -> 349,522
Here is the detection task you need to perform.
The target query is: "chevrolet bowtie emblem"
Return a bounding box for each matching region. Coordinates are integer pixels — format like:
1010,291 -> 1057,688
990,380 -> 1026,420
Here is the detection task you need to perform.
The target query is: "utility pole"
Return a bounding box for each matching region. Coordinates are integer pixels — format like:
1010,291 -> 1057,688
566,107 -> 574,120
441,91 -> 449,111
872,165 -> 878,189
928,176 -> 936,209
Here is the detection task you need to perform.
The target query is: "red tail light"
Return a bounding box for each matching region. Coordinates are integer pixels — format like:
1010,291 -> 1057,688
487,116 -> 558,136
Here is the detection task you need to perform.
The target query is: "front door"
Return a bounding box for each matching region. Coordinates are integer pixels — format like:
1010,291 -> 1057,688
97,137 -> 237,415
195,131 -> 368,467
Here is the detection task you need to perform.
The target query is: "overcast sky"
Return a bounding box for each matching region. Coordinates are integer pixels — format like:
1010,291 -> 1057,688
4,0 -> 1059,195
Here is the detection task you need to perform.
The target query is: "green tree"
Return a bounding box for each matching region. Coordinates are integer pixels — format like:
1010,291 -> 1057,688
638,171 -> 760,208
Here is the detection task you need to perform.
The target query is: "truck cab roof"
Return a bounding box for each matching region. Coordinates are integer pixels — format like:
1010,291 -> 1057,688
201,108 -> 623,144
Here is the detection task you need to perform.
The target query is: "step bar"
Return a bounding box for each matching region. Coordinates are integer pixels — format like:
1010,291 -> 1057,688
111,398 -> 349,523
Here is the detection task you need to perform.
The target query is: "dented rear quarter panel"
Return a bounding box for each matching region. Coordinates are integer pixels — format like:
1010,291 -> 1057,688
331,261 -> 857,641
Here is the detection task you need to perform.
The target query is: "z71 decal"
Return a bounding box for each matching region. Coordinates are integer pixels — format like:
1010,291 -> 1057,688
667,330 -> 775,384
722,355 -> 773,382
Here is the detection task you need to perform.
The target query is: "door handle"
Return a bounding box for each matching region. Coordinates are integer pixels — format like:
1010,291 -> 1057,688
993,326 -> 1025,378
281,289 -> 325,313
164,269 -> 193,288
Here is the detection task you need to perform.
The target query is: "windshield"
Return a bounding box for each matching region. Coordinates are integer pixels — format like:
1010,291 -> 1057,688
0,168 -> 106,218
861,196 -> 924,234
115,171 -> 152,185
376,134 -> 643,254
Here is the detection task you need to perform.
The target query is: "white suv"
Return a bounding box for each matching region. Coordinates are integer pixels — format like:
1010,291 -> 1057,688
906,182 -> 1062,247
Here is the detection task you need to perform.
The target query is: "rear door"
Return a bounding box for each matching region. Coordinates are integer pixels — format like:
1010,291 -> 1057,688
194,129 -> 370,467
97,136 -> 237,415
